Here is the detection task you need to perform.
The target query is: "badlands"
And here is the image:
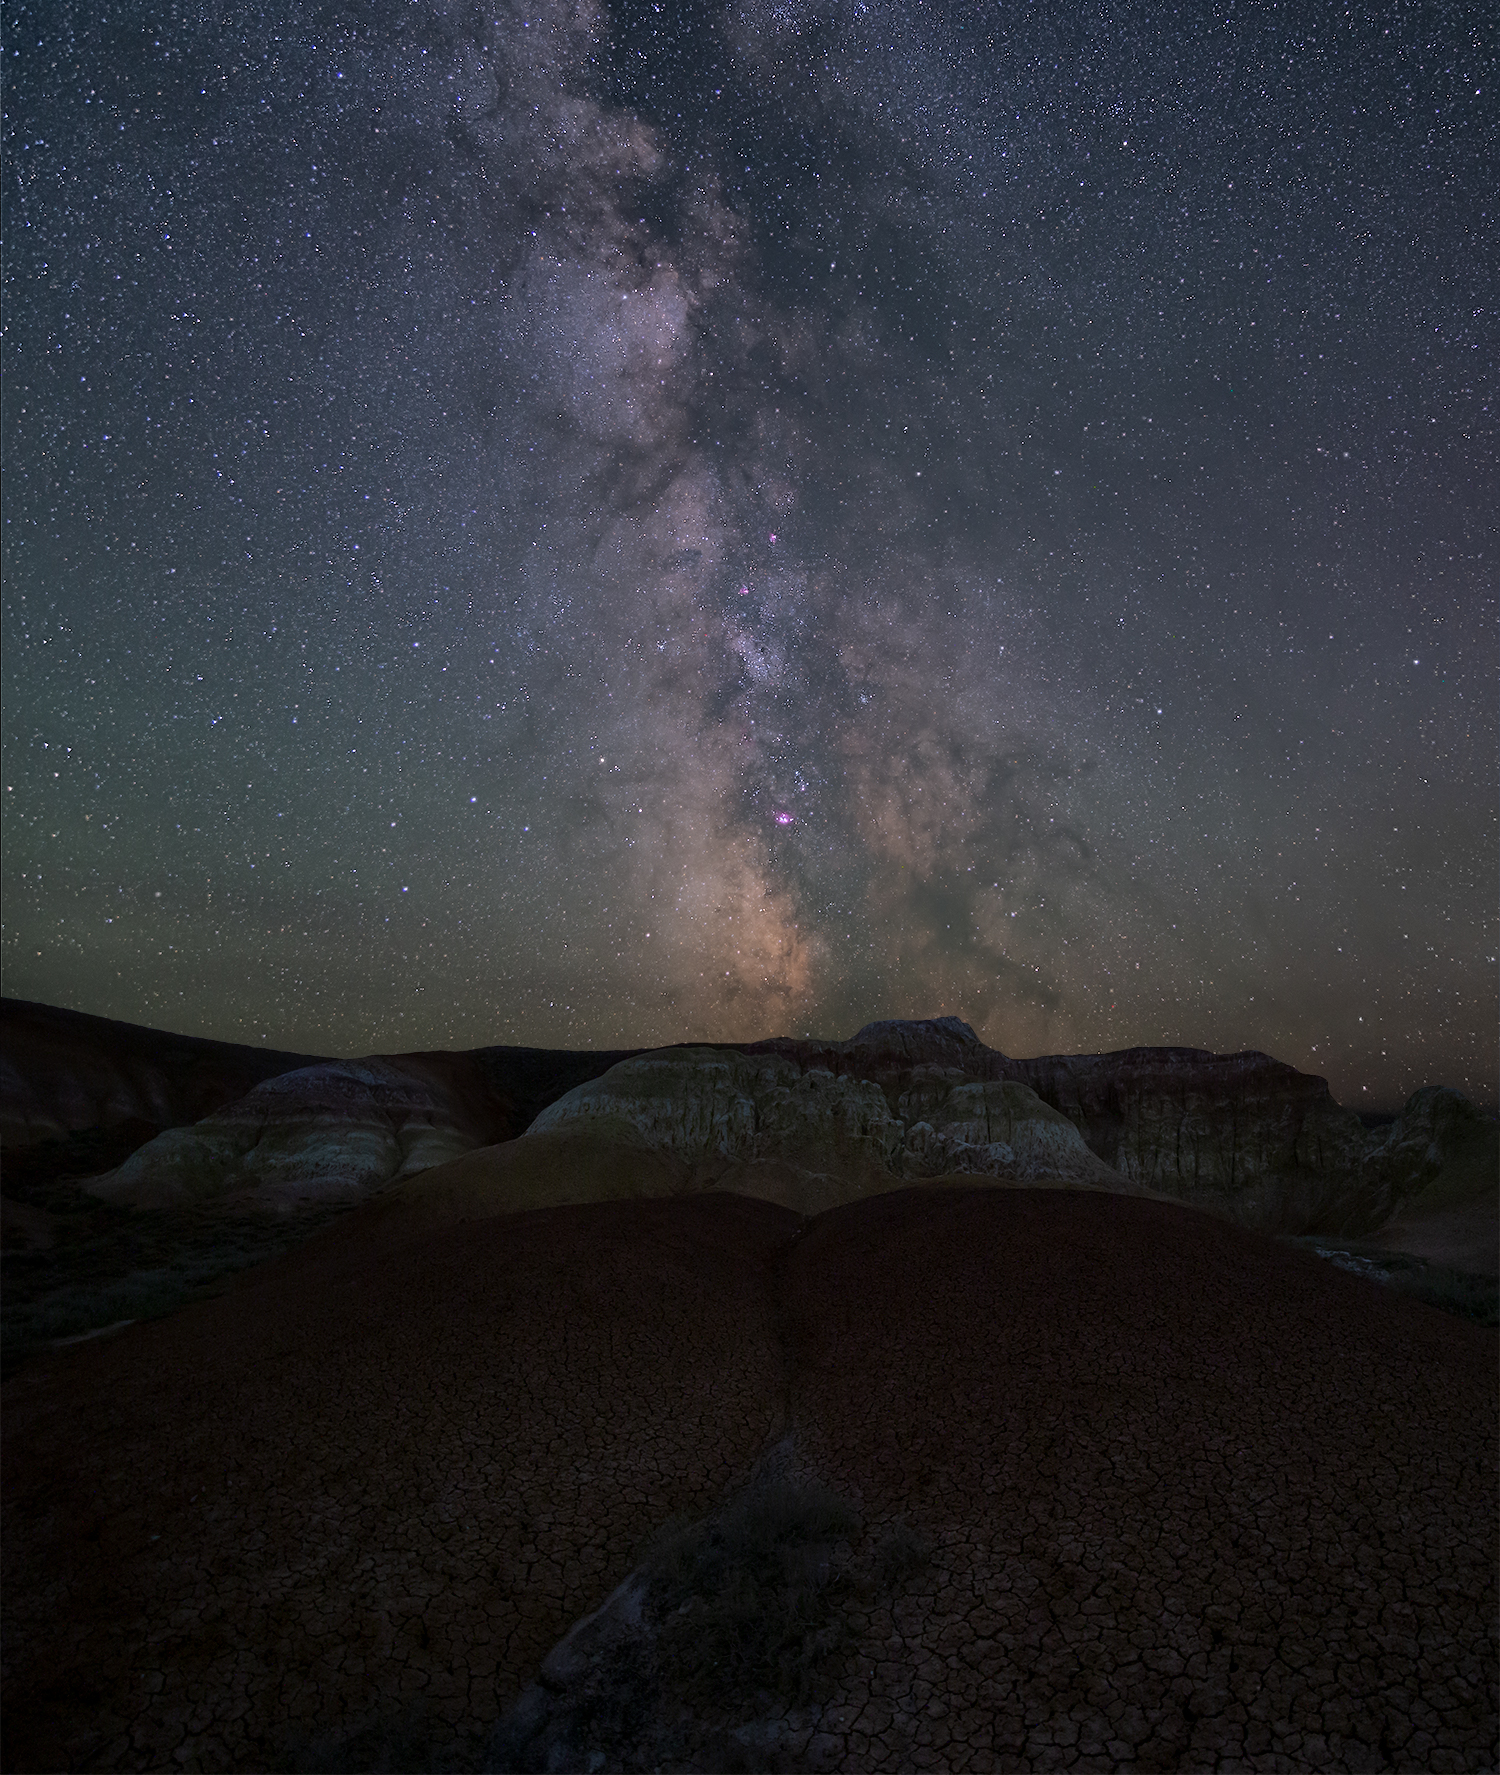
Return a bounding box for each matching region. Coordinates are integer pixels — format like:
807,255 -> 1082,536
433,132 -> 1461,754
1,1000 -> 1495,1772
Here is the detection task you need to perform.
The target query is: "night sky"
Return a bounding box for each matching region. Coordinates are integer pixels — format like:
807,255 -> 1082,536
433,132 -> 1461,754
3,0 -> 1494,1110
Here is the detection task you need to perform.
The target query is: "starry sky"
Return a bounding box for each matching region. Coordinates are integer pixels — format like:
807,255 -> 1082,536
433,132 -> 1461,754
3,0 -> 1495,1110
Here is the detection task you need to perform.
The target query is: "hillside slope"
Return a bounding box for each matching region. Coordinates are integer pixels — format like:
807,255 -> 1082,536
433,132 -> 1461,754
3,1186 -> 1493,1772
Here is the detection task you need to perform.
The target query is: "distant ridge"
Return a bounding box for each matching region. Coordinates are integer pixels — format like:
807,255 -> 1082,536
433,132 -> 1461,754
0,997 -> 328,1149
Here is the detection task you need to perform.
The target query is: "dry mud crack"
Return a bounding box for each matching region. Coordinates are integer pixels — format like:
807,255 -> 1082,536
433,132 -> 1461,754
2,1187 -> 1495,1773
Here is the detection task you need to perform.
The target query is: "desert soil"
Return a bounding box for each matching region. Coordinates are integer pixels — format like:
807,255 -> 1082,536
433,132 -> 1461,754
2,1186 -> 1495,1773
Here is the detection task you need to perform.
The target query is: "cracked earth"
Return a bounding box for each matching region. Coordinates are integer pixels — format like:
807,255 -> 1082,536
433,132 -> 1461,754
3,1187 -> 1495,1772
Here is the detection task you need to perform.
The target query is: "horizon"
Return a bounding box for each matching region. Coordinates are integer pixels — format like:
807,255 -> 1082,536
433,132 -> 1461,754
8,992 -> 1494,1124
4,1 -> 1494,1112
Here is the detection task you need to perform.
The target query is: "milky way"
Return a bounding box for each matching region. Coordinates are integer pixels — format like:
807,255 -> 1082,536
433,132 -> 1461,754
3,0 -> 1494,1107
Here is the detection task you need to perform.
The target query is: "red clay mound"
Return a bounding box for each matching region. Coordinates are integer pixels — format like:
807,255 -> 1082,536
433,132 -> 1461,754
777,1189 -> 1497,1770
1,1194 -> 796,1772
2,1189 -> 1494,1773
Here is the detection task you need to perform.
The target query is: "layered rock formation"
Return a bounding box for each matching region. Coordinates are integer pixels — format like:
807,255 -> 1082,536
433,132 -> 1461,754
1364,1085 -> 1496,1198
533,1048 -> 1126,1194
84,1059 -> 485,1212
736,1019 -> 1493,1244
1358,1087 -> 1499,1276
79,1045 -> 644,1214
899,1078 -> 1126,1189
528,1047 -> 907,1211
1003,1046 -> 1375,1231
724,1019 -> 1381,1228
404,1045 -> 1162,1223
5,1000 -> 1492,1262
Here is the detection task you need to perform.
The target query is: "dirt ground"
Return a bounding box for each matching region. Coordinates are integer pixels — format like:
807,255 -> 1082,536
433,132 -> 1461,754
3,1187 -> 1495,1772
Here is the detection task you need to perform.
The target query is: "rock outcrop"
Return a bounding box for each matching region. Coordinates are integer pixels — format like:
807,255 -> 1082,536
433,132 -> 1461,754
396,1025 -> 1492,1245
9,999 -> 1490,1257
898,1079 -> 1126,1190
412,1046 -> 1151,1221
735,1021 -> 1472,1238
1002,1047 -> 1376,1233
0,995 -> 646,1216
726,1021 -> 1383,1231
1358,1087 -> 1498,1276
81,1045 -> 642,1214
528,1048 -> 904,1194
741,1016 -> 1008,1102
528,1048 -> 1114,1195
1362,1086 -> 1496,1199
83,1059 -> 483,1212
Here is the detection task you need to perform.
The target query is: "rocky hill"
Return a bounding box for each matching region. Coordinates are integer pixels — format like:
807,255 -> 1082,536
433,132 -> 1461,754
3,1001 -> 1493,1285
